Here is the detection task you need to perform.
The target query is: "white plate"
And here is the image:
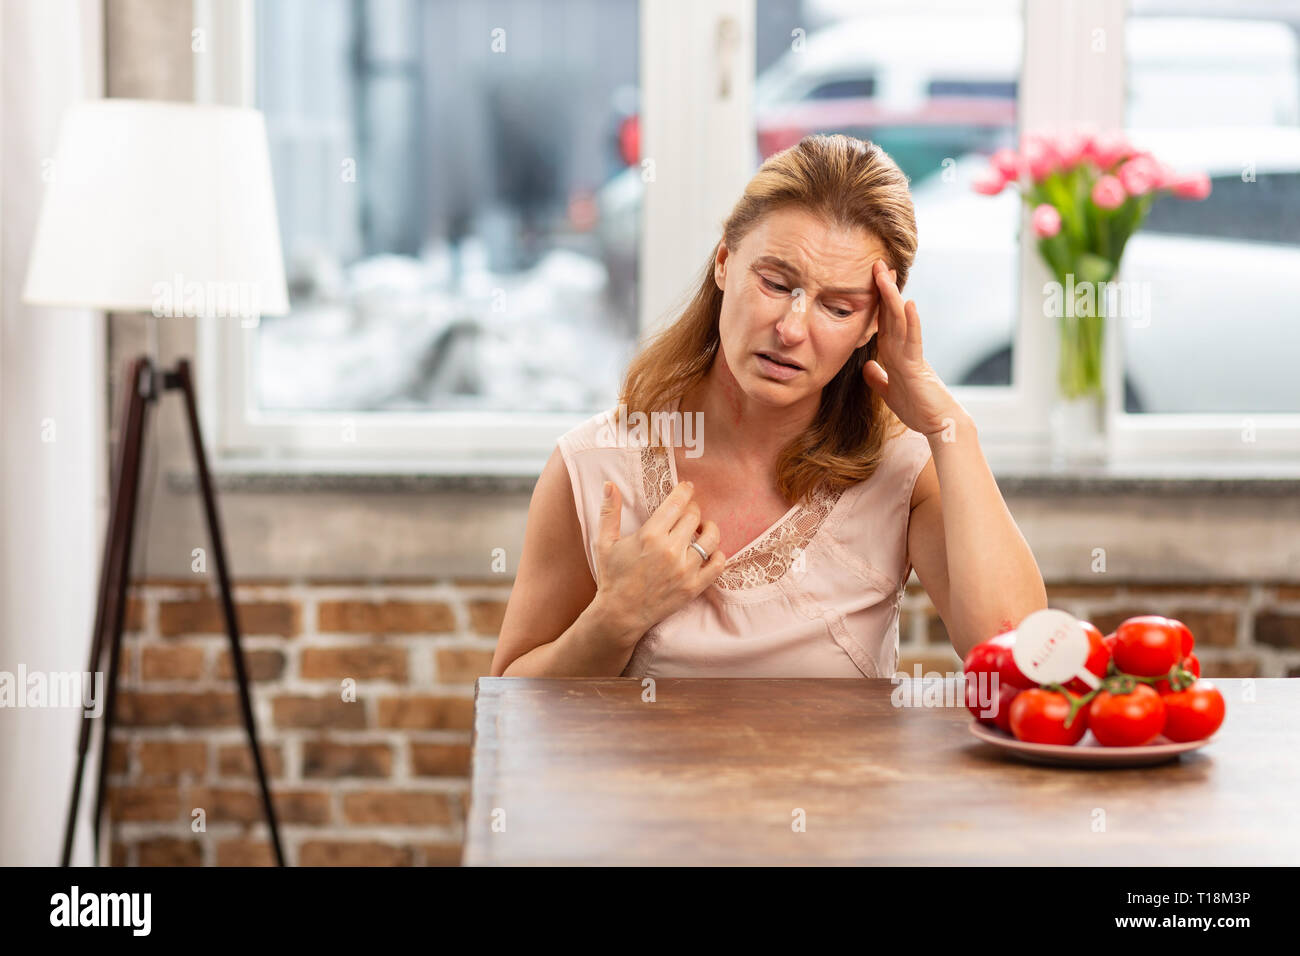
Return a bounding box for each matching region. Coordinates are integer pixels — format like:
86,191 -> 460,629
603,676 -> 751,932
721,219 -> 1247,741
968,720 -> 1212,767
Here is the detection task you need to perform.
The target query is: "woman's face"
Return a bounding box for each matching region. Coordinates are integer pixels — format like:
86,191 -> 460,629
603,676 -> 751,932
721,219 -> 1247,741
713,206 -> 892,408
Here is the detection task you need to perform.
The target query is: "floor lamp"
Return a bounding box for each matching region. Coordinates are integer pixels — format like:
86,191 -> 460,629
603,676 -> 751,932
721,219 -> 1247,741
23,100 -> 290,866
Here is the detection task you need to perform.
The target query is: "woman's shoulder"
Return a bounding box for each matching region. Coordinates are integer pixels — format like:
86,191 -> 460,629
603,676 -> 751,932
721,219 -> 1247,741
556,406 -> 622,459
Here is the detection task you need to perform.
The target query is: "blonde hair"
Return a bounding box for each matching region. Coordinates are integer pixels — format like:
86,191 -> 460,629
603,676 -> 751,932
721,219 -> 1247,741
619,133 -> 919,504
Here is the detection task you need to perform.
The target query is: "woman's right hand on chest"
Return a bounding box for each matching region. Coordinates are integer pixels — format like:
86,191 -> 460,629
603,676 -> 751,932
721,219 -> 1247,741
591,479 -> 726,639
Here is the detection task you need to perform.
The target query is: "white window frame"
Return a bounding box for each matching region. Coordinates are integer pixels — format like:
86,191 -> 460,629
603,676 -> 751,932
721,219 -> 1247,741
195,0 -> 1300,470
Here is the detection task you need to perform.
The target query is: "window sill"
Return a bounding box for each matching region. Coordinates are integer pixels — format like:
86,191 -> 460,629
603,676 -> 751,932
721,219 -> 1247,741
166,456 -> 1300,497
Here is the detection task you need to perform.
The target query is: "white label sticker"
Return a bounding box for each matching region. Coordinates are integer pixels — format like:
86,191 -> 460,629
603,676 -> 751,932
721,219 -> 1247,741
1011,609 -> 1098,688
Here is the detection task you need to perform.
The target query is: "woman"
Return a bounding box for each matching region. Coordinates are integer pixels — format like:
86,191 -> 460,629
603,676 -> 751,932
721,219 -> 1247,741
491,134 -> 1046,678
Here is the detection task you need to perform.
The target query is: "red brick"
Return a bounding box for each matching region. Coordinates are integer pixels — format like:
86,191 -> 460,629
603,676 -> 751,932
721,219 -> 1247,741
217,839 -> 275,867
421,842 -> 464,866
410,742 -> 472,777
110,842 -> 129,867
1197,655 -> 1261,678
341,790 -> 455,826
274,789 -> 332,825
186,786 -> 263,824
107,738 -> 130,775
376,695 -> 474,730
138,740 -> 207,778
1256,612 -> 1300,650
123,596 -> 146,632
1164,610 -> 1238,648
299,840 -> 413,866
300,646 -> 408,682
317,600 -> 454,634
435,647 -> 495,684
140,644 -> 205,681
115,691 -> 241,727
272,694 -> 367,730
137,837 -> 202,867
159,599 -> 299,637
302,740 -> 393,778
1275,585 -> 1300,602
213,648 -> 286,682
216,743 -> 285,779
109,785 -> 180,822
468,600 -> 508,636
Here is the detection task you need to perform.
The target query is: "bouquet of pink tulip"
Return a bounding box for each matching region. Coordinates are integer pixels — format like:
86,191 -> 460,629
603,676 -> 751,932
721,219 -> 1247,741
973,127 -> 1210,400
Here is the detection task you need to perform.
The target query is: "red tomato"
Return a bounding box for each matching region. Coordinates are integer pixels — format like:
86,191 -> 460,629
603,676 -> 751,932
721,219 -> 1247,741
1009,688 -> 1089,745
1161,680 -> 1225,741
1154,651 -> 1201,694
1088,684 -> 1166,746
1065,622 -> 1110,694
988,632 -> 1036,689
1167,617 -> 1195,657
1112,616 -> 1183,677
965,675 -> 1020,731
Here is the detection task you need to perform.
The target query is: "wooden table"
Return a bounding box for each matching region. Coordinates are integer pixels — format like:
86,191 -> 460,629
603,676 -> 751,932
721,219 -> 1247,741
463,677 -> 1298,865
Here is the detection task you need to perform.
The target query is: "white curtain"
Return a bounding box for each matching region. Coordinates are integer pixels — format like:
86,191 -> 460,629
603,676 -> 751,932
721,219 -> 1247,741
0,0 -> 106,866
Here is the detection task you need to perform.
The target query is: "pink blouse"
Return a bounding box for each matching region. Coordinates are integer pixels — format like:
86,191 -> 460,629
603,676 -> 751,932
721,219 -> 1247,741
556,404 -> 934,678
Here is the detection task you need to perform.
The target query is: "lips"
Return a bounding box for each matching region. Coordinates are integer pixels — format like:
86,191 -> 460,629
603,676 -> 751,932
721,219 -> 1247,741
756,351 -> 803,371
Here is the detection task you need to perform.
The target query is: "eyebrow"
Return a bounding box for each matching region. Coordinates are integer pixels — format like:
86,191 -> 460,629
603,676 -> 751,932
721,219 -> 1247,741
752,256 -> 877,296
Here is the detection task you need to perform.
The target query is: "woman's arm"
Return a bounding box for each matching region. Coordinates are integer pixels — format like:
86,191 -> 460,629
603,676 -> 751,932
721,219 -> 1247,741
490,448 -> 647,677
907,410 -> 1048,661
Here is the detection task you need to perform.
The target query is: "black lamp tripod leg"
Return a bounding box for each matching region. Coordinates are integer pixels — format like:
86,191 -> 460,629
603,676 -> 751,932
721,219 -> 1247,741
169,359 -> 285,867
62,358 -> 150,866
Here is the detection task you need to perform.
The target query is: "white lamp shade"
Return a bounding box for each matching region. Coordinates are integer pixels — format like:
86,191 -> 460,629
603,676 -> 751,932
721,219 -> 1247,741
23,99 -> 289,318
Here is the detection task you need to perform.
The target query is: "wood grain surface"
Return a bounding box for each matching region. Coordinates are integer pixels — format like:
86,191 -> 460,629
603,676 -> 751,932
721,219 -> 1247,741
463,677 -> 1297,866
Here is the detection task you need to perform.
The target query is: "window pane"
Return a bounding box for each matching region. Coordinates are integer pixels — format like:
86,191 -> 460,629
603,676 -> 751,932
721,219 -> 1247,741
1123,2 -> 1300,414
254,0 -> 639,413
754,0 -> 1023,389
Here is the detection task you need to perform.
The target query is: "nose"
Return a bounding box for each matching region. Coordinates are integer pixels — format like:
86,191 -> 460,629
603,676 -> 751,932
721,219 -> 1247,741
774,301 -> 809,347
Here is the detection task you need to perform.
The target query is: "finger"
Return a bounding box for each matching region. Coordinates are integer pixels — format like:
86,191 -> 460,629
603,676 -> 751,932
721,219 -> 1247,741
693,519 -> 721,556
597,481 -> 622,552
643,480 -> 694,536
692,547 -> 728,588
874,262 -> 906,341
905,299 -> 923,351
864,359 -> 889,395
668,501 -> 702,545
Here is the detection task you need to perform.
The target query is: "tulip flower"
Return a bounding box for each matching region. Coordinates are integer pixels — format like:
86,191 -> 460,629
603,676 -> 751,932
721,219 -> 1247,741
989,147 -> 1023,183
1091,174 -> 1126,210
972,168 -> 1007,195
1052,130 -> 1091,170
1020,134 -> 1059,182
1031,203 -> 1062,238
1117,153 -> 1161,196
1170,172 -> 1212,200
1087,130 -> 1135,171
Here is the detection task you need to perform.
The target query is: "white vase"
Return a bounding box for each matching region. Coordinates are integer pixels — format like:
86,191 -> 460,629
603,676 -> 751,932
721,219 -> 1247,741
1049,393 -> 1107,467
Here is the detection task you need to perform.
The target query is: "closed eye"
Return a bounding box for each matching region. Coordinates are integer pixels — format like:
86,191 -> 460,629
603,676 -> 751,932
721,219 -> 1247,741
759,271 -> 855,318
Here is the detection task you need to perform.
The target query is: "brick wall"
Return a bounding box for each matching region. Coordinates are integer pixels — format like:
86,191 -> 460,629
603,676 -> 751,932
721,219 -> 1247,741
109,578 -> 508,867
107,576 -> 1300,866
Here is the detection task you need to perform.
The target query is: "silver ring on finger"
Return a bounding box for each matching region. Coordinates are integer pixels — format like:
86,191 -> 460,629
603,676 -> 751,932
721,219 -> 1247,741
687,540 -> 710,562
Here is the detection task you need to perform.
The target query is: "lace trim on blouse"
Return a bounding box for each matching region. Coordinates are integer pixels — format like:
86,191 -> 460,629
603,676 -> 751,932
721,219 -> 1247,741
639,444 -> 845,590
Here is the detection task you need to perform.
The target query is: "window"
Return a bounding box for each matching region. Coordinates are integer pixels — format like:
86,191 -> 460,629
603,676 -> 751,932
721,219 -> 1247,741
198,0 -> 1300,467
1120,1 -> 1300,417
254,0 -> 638,417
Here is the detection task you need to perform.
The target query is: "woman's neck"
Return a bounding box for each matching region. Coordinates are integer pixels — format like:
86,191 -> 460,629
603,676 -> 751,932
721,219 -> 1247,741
679,353 -> 821,471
